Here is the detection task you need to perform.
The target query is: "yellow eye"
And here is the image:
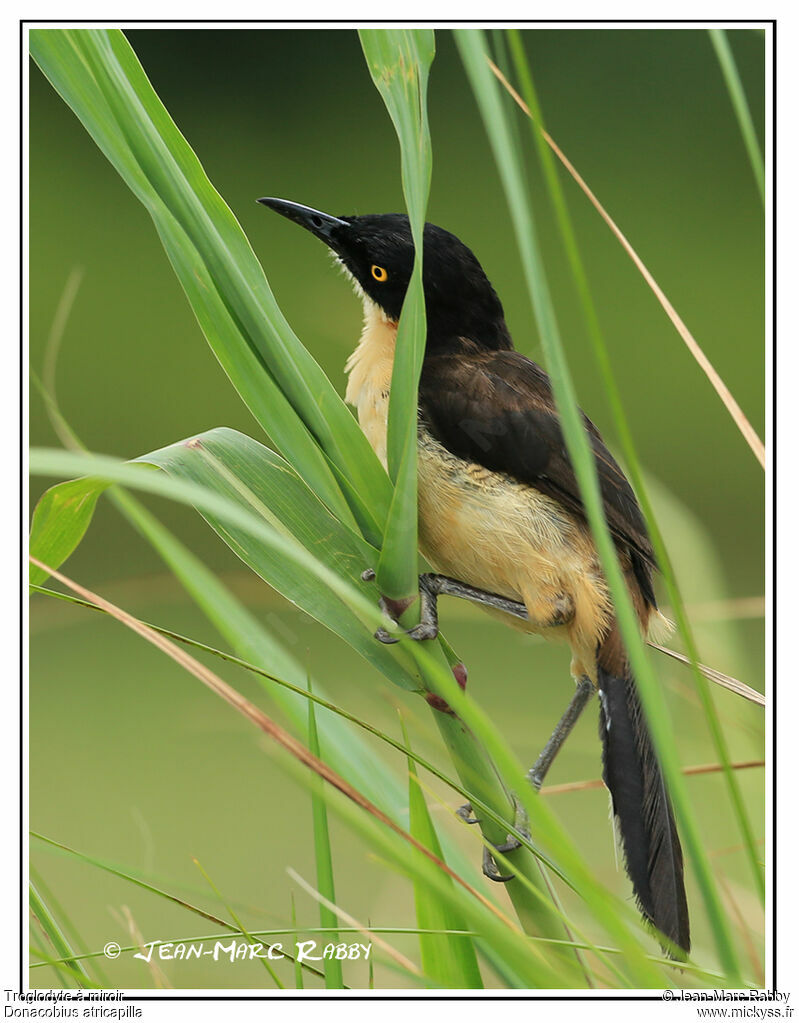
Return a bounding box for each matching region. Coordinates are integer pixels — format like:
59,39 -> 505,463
371,265 -> 388,282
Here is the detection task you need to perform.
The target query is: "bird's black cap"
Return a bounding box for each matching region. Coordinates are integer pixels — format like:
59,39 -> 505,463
257,196 -> 511,351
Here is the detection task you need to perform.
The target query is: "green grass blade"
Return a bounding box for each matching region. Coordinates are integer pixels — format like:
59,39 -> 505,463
356,38 -> 566,942
29,28 -> 391,541
307,688 -> 344,989
290,895 -> 304,990
403,722 -> 483,989
455,28 -> 742,981
192,859 -> 284,988
28,946 -> 100,988
276,753 -> 564,989
506,29 -> 764,909
29,882 -> 91,988
709,29 -> 765,206
32,832 -> 232,930
32,582 -> 456,803
31,834 -> 329,983
30,866 -> 111,988
359,30 -> 434,600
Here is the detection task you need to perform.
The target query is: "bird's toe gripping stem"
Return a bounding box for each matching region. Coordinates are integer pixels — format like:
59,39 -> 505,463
361,570 -> 442,644
457,798 -> 530,883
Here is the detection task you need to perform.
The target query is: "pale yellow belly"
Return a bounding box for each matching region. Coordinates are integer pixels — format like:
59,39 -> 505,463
416,427 -> 613,666
344,302 -> 621,671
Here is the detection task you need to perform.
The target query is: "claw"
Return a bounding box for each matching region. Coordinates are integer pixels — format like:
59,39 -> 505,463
458,801 -> 520,882
374,619 -> 438,644
457,802 -> 480,825
467,796 -> 531,884
482,832 -> 528,883
371,590 -> 439,644
406,621 -> 438,641
482,847 -> 515,883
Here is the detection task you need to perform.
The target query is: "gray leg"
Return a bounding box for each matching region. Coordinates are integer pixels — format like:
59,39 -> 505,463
527,676 -> 595,791
364,570 -> 531,644
466,678 -> 594,884
420,573 -> 531,622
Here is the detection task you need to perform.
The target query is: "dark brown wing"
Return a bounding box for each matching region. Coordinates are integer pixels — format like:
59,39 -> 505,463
418,348 -> 657,605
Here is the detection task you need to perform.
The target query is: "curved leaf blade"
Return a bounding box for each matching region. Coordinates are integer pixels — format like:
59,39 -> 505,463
359,30 -> 434,599
29,477 -> 109,586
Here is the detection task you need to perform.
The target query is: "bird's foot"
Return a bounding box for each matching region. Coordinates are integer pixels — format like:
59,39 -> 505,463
457,802 -> 480,825
361,569 -> 440,644
374,616 -> 439,645
457,799 -> 530,883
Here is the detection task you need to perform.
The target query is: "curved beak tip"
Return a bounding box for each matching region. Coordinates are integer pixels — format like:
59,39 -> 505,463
255,196 -> 350,248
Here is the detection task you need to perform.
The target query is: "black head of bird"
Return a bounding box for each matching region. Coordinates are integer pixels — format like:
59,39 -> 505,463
257,196 -> 511,352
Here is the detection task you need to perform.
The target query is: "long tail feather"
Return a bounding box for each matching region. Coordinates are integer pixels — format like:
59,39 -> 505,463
597,662 -> 690,955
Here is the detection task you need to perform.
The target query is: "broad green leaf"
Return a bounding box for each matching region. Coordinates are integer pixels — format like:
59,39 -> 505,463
29,29 -> 391,543
29,477 -> 109,586
31,444 -> 424,694
136,428 -> 425,693
359,30 -> 434,599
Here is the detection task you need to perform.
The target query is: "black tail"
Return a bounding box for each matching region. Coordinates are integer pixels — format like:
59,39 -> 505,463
597,663 -> 690,955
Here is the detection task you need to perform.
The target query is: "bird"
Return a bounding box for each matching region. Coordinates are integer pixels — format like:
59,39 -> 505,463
257,196 -> 690,956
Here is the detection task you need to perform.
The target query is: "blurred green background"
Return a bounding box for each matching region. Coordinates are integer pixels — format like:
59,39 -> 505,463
29,28 -> 765,989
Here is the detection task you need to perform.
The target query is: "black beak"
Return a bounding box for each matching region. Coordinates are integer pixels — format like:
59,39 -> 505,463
256,197 -> 350,252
